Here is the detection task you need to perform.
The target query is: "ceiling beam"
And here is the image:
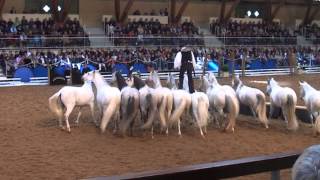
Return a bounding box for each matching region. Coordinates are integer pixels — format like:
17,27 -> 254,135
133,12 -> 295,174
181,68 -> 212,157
114,0 -> 120,22
61,0 -> 71,23
219,0 -> 226,22
0,0 -> 5,19
51,0 -> 59,23
120,0 -> 135,23
270,0 -> 285,22
175,0 -> 190,23
224,0 -> 240,22
170,0 -> 176,24
306,7 -> 320,25
302,0 -> 313,25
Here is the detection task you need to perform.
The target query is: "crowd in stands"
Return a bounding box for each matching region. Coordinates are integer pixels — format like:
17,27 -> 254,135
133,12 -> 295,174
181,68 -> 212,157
1,46 -> 320,77
132,8 -> 168,16
0,17 -> 89,48
298,23 -> 320,44
104,18 -> 203,46
210,20 -> 297,45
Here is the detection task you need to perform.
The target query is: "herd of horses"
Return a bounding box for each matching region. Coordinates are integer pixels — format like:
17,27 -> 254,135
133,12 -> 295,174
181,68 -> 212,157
48,70 -> 320,138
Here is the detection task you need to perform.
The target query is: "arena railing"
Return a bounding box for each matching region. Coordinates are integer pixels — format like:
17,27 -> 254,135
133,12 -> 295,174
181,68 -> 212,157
84,151 -> 301,180
0,36 -> 317,49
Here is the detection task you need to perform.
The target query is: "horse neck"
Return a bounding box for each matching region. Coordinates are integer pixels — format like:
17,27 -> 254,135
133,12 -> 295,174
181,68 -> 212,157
93,74 -> 109,89
153,76 -> 162,88
304,83 -> 316,93
82,81 -> 93,88
116,73 -> 127,90
270,80 -> 279,89
235,80 -> 243,91
170,80 -> 178,90
133,76 -> 145,89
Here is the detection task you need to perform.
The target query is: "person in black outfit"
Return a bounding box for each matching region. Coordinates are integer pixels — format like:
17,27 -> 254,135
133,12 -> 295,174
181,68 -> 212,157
174,46 -> 196,93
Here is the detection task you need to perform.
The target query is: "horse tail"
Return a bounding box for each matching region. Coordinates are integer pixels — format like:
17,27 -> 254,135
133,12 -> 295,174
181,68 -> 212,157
120,96 -> 137,135
165,94 -> 173,124
142,96 -> 163,129
100,101 -> 118,133
224,94 -> 239,132
256,93 -> 269,128
169,99 -> 187,125
197,96 -> 209,128
48,92 -> 64,119
314,116 -> 320,135
286,94 -> 299,131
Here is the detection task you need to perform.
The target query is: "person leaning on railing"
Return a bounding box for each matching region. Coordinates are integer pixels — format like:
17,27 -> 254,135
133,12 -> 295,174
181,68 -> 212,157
292,144 -> 320,180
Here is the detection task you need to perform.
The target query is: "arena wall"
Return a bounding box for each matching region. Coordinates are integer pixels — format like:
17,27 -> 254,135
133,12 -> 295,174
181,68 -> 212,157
3,0 -> 24,13
3,0 -> 320,27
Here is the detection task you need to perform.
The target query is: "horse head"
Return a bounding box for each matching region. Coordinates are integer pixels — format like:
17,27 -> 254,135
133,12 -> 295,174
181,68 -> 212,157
82,70 -> 95,82
126,76 -> 134,87
208,72 -> 218,85
166,73 -> 175,89
266,78 -> 273,96
148,70 -> 161,88
231,75 -> 241,90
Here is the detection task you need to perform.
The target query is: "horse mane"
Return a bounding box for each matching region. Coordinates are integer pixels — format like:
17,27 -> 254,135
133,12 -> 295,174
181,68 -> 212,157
167,74 -> 177,89
151,71 -> 161,87
115,71 -> 128,90
208,72 -> 218,84
233,76 -> 243,90
93,70 -> 109,87
133,75 -> 145,89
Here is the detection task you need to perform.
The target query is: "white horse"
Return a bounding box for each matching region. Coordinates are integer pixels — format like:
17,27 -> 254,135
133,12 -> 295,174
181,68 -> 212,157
166,73 -> 192,136
126,75 -> 158,138
48,74 -> 95,133
232,75 -> 269,128
112,71 -> 140,136
208,72 -> 236,97
143,71 -> 173,135
83,70 -> 121,133
181,74 -> 210,137
201,74 -> 239,132
266,78 -> 299,131
299,81 -> 320,134
191,91 -> 210,137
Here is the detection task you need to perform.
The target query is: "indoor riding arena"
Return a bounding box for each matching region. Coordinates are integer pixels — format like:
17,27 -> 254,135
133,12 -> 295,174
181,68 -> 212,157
1,0 -> 320,180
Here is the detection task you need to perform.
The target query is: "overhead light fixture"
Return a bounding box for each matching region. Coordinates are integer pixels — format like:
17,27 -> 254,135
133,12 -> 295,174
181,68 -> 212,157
254,11 -> 260,17
42,5 -> 50,12
247,10 -> 252,17
58,5 -> 62,12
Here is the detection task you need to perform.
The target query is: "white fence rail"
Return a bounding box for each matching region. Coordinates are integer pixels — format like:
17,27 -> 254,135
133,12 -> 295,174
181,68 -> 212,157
1,67 -> 320,87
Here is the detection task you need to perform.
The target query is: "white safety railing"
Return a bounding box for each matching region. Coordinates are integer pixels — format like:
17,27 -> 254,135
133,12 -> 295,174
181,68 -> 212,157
0,66 -> 319,87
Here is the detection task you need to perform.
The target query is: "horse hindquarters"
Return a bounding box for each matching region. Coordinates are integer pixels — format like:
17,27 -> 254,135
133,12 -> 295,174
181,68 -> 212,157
48,92 -> 64,127
256,93 -> 269,128
284,94 -> 299,131
224,95 -> 239,133
120,94 -> 140,136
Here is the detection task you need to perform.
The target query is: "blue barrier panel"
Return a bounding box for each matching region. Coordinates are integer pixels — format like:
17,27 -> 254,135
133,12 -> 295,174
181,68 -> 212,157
14,67 -> 34,82
250,59 -> 263,69
266,59 -> 277,69
208,61 -> 219,72
113,64 -> 129,74
80,64 -> 96,74
132,63 -> 147,73
33,65 -> 48,77
54,66 -> 66,76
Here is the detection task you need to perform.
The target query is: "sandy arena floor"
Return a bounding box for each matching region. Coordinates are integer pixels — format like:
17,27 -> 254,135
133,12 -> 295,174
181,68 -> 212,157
0,74 -> 319,180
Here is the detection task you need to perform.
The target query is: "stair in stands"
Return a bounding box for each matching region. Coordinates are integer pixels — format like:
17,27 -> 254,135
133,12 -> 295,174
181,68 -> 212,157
198,24 -> 223,47
84,27 -> 113,47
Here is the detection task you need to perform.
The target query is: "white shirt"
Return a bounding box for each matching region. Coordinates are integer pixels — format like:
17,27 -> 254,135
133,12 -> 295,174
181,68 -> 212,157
174,51 -> 196,69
